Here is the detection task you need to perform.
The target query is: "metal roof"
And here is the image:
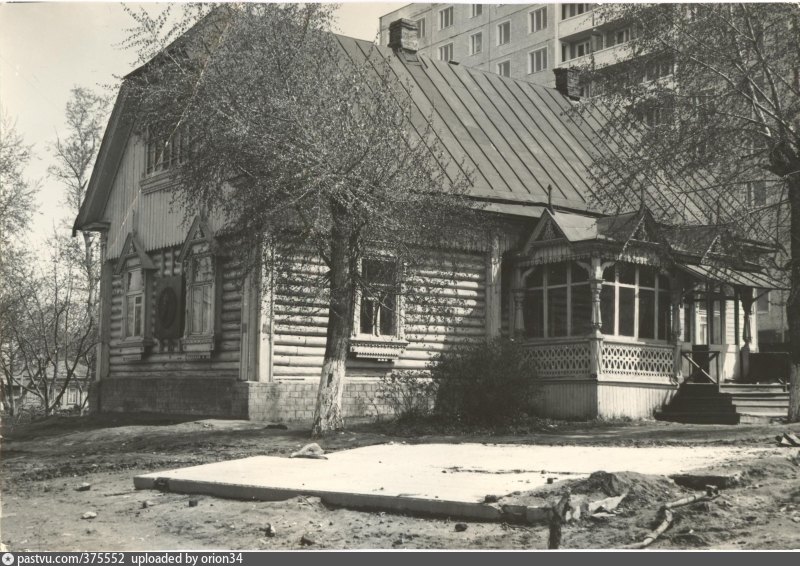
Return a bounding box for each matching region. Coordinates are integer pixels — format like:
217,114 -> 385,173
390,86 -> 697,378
679,264 -> 788,291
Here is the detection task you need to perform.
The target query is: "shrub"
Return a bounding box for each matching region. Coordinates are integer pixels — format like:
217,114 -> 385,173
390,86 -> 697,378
430,338 -> 538,425
376,370 -> 438,421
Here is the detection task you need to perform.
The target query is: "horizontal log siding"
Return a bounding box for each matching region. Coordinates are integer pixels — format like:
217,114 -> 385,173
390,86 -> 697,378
108,246 -> 243,379
272,250 -> 488,380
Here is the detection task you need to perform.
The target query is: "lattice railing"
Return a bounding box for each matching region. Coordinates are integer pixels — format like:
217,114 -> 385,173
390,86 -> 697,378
601,341 -> 673,380
523,340 -> 591,379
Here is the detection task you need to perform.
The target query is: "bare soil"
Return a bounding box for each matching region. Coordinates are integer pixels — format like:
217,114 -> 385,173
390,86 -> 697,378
2,414 -> 800,550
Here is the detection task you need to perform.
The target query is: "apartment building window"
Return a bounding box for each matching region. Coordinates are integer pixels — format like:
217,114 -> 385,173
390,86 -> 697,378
530,7 -> 547,32
757,291 -> 770,314
439,6 -> 454,30
415,18 -> 426,39
529,47 -> 548,73
470,32 -> 483,55
748,180 -> 767,207
645,58 -> 674,81
497,60 -> 511,77
562,38 -> 592,61
471,4 -> 483,18
438,43 -> 454,62
608,27 -> 631,47
562,3 -> 591,20
497,21 -> 511,45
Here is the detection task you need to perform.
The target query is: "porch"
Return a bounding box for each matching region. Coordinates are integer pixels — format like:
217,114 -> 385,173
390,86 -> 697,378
511,208 -> 787,421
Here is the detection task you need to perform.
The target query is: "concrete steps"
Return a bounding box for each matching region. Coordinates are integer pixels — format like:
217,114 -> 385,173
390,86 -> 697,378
656,382 -> 789,425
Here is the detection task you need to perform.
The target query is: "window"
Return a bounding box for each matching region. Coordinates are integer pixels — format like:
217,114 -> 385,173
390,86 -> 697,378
523,263 -> 592,338
438,43 -> 454,62
600,264 -> 671,340
529,47 -> 548,73
757,291 -> 770,314
645,57 -> 674,81
146,127 -> 186,175
608,27 -> 631,46
471,4 -> 483,18
438,6 -> 453,30
562,38 -> 592,61
530,7 -> 547,32
415,18 -> 426,39
125,268 -> 145,339
748,180 -> 767,207
359,258 -> 398,337
187,255 -> 214,336
497,21 -> 511,45
470,32 -> 483,55
562,3 -> 591,20
497,60 -> 511,77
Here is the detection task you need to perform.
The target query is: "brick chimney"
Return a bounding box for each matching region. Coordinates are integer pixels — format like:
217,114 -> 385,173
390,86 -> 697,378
554,68 -> 583,100
388,19 -> 419,53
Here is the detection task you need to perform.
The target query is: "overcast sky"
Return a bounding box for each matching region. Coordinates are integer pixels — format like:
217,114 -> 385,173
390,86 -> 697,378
0,1 -> 406,243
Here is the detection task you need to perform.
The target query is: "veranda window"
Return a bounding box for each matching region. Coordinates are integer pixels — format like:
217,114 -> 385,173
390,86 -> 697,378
360,258 -> 398,337
523,262 -> 591,338
600,264 -> 671,340
124,268 -> 144,338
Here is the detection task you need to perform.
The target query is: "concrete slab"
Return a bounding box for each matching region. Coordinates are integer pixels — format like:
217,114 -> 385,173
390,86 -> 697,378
134,443 -> 774,523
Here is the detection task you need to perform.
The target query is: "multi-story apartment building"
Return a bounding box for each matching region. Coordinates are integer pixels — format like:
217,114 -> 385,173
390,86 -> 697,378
378,3 -> 632,86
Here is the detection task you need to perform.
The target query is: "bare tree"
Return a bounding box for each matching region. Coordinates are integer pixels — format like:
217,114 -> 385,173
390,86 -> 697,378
571,3 -> 800,419
0,112 -> 38,416
122,4 -> 479,434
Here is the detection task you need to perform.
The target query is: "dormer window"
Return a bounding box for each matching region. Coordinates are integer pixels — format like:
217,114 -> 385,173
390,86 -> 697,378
146,127 -> 186,175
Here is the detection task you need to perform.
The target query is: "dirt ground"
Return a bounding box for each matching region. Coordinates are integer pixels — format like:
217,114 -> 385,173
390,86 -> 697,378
2,414 -> 800,551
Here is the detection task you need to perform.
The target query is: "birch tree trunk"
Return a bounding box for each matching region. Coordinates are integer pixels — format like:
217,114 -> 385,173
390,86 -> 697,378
311,206 -> 356,435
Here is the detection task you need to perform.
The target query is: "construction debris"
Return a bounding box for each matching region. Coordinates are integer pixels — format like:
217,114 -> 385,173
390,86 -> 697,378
776,432 -> 800,447
75,483 -> 91,492
290,443 -> 327,460
81,511 -> 97,520
454,523 -> 468,532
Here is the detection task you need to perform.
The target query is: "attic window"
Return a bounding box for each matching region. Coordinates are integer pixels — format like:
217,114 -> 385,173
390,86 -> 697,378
146,127 -> 187,175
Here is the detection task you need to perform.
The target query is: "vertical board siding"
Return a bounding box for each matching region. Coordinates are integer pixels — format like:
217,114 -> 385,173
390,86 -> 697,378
272,250 -> 488,380
597,382 -> 677,419
107,246 -> 243,378
104,134 -> 227,260
532,380 -> 597,419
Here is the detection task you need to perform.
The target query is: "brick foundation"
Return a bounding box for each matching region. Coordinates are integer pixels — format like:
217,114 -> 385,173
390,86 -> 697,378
92,377 -> 393,422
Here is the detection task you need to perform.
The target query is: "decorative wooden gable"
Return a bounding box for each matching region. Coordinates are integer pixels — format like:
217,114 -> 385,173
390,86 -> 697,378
179,215 -> 216,264
113,232 -> 156,275
521,210 -> 566,254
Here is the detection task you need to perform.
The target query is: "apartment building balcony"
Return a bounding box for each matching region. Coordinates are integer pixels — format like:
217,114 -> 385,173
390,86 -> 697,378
560,42 -> 633,70
558,10 -> 595,40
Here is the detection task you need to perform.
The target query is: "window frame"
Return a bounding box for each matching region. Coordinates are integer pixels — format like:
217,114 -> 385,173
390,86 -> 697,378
600,264 -> 672,342
529,7 -> 548,32
438,6 -> 454,30
438,42 -> 454,62
471,4 -> 483,18
186,254 -> 216,338
561,3 -> 591,20
529,46 -> 548,73
497,20 -> 511,46
124,267 -> 145,340
357,257 -> 401,339
145,127 -> 187,176
496,60 -> 511,77
469,32 -> 483,55
522,262 -> 592,339
415,17 -> 426,39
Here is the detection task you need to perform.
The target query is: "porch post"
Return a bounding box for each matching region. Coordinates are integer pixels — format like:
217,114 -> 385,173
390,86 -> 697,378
512,289 -> 526,336
485,234 -> 502,338
670,273 -> 685,383
739,286 -> 754,380
588,256 -> 604,379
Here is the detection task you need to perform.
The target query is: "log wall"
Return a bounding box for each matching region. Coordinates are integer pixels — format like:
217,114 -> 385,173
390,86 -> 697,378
107,246 -> 243,380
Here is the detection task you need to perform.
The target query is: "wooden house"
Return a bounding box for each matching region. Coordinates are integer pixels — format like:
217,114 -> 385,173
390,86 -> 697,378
73,20 -> 788,423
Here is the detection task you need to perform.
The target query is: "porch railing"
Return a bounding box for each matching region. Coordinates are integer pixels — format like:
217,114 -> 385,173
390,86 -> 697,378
600,340 -> 674,381
522,339 -> 591,379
